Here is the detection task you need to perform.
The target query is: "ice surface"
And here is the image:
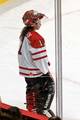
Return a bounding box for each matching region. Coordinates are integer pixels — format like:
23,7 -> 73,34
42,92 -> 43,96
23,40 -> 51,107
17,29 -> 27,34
0,0 -> 80,120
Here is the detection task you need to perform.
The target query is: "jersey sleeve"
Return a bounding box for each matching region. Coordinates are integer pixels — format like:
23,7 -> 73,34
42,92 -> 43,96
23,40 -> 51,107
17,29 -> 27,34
27,31 -> 49,74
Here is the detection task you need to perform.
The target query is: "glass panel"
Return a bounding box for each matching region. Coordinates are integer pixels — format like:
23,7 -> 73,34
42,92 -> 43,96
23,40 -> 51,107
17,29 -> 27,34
62,0 -> 80,120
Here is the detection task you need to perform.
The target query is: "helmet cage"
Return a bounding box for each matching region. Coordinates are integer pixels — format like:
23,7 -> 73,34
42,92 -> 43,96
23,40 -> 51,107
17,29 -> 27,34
22,10 -> 45,25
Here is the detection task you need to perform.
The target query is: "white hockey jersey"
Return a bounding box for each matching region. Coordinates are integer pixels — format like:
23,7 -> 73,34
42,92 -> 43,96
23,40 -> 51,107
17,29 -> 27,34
18,31 -> 49,78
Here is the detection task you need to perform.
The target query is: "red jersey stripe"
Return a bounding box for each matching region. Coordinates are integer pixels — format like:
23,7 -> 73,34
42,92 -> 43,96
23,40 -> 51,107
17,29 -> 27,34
32,55 -> 47,61
19,72 -> 42,76
19,66 -> 39,71
31,50 -> 46,55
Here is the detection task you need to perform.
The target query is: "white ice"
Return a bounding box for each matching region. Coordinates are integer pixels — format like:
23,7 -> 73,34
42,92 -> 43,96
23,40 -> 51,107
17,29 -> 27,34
0,0 -> 80,120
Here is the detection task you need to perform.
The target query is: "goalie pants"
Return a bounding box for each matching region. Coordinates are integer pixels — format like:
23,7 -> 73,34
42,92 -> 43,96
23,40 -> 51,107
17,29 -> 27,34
25,72 -> 55,116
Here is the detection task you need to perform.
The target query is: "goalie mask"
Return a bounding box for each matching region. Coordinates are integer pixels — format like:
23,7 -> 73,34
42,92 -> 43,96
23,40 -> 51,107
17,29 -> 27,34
22,10 -> 46,26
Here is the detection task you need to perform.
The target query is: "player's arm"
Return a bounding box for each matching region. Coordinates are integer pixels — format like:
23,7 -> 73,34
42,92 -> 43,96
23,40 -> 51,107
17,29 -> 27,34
28,31 -> 49,74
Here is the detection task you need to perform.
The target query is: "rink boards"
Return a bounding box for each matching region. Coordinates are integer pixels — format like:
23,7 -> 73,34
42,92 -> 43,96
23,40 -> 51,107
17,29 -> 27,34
0,102 -> 48,120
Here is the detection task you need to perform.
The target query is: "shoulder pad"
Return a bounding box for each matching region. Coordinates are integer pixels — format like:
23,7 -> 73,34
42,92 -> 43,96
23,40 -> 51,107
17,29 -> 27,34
28,31 -> 45,48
